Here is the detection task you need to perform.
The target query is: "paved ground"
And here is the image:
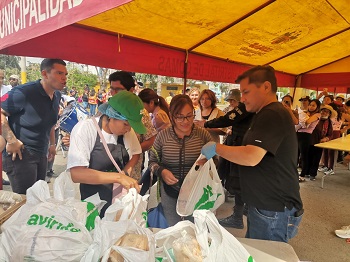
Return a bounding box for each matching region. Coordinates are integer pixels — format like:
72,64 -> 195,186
2,149 -> 350,261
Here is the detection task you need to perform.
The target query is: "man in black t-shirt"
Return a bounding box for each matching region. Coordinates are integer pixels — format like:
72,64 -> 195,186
202,65 -> 303,243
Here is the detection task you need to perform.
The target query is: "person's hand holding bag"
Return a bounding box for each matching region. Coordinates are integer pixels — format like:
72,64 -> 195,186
118,172 -> 140,192
201,141 -> 217,160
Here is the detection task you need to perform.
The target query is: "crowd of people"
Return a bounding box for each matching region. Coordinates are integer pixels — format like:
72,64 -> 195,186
295,92 -> 350,182
1,60 -> 350,244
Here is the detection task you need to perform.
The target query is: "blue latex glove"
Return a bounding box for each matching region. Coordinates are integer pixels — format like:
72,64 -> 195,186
201,142 -> 217,159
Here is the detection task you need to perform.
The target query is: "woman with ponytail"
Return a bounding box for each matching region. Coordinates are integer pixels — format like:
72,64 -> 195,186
138,88 -> 171,132
138,89 -> 171,195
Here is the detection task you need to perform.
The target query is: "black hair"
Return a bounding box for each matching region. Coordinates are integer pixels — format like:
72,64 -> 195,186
236,65 -> 277,92
138,88 -> 170,118
108,71 -> 135,91
198,89 -> 217,111
282,94 -> 294,103
169,94 -> 194,126
40,59 -> 66,72
324,95 -> 334,101
329,102 -> 341,121
309,99 -> 321,114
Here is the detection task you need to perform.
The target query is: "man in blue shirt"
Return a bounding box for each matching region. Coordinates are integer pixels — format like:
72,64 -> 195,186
1,59 -> 67,194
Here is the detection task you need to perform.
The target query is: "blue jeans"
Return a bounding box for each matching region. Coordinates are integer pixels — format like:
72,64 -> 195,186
82,101 -> 88,109
89,104 -> 97,116
246,206 -> 303,243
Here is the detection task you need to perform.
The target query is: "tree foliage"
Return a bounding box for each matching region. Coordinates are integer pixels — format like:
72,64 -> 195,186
135,73 -> 177,90
25,62 -> 98,94
95,67 -> 110,90
26,62 -> 41,81
0,55 -> 21,83
66,63 -> 98,93
0,55 -> 21,71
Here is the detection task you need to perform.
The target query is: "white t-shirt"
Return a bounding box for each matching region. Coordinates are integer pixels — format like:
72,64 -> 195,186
67,116 -> 142,170
62,94 -> 76,103
1,85 -> 12,97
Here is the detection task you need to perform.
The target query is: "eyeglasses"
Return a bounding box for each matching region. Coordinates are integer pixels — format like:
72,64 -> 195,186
9,78 -> 17,81
174,114 -> 195,123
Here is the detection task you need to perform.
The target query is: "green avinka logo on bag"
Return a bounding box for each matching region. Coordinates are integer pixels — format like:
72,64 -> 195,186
27,214 -> 81,232
194,185 -> 221,210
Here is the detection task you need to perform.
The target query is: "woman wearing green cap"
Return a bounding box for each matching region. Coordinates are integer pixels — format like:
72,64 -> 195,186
67,91 -> 147,216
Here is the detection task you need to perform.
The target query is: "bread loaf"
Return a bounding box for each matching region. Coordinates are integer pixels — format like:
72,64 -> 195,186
114,202 -> 135,221
108,233 -> 149,261
172,233 -> 202,262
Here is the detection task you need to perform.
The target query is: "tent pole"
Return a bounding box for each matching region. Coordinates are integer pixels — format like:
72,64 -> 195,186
292,75 -> 299,100
183,51 -> 189,94
183,62 -> 187,93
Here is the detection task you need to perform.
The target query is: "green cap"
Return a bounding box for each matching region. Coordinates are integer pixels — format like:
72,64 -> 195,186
100,90 -> 146,134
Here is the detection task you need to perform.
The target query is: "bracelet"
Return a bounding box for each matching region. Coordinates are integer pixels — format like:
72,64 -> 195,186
50,144 -> 56,147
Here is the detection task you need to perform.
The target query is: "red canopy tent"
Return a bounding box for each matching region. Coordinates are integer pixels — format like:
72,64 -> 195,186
1,0 -> 350,188
1,0 -> 349,90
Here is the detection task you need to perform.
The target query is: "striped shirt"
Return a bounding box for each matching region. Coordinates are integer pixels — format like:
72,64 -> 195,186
149,125 -> 212,192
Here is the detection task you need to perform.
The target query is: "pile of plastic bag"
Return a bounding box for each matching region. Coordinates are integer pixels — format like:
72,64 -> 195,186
0,171 -> 253,262
154,210 -> 254,262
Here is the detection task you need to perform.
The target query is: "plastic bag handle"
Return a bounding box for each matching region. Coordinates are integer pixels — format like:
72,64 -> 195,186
194,210 -> 223,259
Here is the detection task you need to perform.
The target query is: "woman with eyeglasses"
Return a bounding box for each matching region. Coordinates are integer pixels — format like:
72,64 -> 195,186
148,94 -> 212,226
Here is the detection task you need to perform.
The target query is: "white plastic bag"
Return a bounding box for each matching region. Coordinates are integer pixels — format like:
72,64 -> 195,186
98,220 -> 155,262
0,176 -> 95,261
193,210 -> 254,262
0,190 -> 23,205
177,156 -> 224,216
53,170 -> 77,200
154,220 -> 199,261
103,188 -> 149,227
172,230 -> 203,262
